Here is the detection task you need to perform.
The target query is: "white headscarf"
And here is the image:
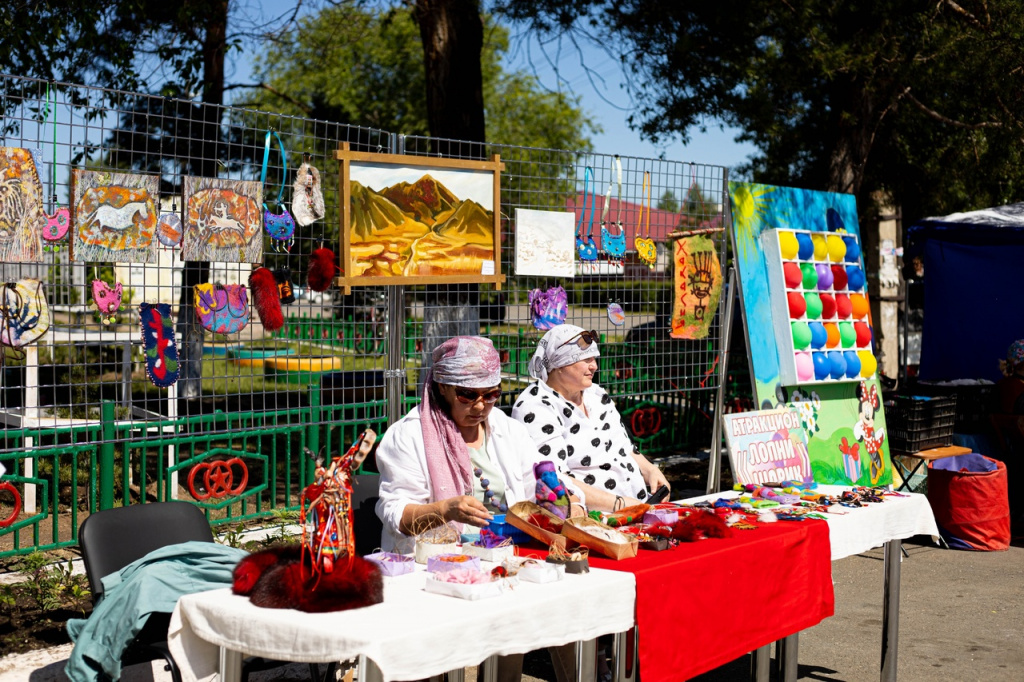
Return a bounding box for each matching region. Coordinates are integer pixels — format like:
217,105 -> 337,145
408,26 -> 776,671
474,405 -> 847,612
528,324 -> 601,382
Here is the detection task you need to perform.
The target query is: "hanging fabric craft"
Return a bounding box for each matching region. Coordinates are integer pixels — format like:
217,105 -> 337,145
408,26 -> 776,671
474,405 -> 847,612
250,266 -> 284,332
634,170 -> 656,269
193,283 -> 249,334
307,245 -> 337,293
40,87 -> 70,252
292,160 -> 325,227
607,301 -> 626,326
529,286 -> 568,331
670,232 -> 723,339
575,167 -> 597,261
0,279 -> 50,349
0,148 -> 46,264
156,207 -> 182,248
91,280 -> 123,325
260,130 -> 295,252
275,267 -> 296,305
139,302 -> 179,388
600,157 -> 626,262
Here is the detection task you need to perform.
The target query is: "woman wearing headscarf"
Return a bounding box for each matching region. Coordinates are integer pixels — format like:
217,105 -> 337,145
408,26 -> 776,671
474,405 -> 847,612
376,336 -> 554,553
513,324 -> 670,510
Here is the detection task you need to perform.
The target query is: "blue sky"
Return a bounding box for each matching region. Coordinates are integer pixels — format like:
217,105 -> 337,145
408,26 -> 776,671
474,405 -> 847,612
235,1 -> 756,171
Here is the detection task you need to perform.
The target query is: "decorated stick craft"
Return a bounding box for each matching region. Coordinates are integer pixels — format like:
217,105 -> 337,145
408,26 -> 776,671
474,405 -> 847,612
40,87 -> 70,253
600,156 -> 626,262
292,158 -> 325,227
634,170 -> 656,269
575,166 -> 597,261
260,130 -> 295,253
91,279 -> 123,325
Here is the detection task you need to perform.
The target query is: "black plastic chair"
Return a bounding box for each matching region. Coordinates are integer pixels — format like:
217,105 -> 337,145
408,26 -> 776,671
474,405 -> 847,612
78,501 -> 215,682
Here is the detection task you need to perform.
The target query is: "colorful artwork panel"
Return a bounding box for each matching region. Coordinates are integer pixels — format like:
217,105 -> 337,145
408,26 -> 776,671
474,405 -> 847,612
0,279 -> 50,348
182,176 -> 263,263
670,233 -> 722,339
0,147 -> 45,263
514,208 -> 575,277
71,170 -> 159,263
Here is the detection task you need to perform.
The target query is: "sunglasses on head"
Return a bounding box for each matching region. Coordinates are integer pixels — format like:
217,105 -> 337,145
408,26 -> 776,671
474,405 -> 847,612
558,329 -> 599,350
453,386 -> 503,404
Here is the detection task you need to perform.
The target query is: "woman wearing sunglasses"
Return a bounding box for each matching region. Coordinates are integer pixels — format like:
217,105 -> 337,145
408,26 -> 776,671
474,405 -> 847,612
513,324 -> 670,511
376,336 -> 559,554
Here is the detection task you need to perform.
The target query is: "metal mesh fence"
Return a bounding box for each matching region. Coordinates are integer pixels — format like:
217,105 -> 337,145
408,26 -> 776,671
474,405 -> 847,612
0,72 -> 729,551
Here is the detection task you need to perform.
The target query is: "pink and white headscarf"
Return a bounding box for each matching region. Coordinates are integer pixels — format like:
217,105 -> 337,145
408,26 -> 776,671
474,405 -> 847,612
528,324 -> 601,382
421,337 -> 502,502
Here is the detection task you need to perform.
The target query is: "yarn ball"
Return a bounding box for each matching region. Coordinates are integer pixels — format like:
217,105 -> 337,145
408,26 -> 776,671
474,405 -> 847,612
824,322 -> 840,348
844,237 -> 861,262
779,231 -> 799,260
835,294 -> 852,318
788,292 -> 806,318
819,293 -> 836,319
827,235 -> 847,262
858,351 -> 877,377
828,351 -> 847,379
815,263 -> 834,290
831,265 -> 848,290
801,263 -> 818,289
784,262 -> 803,288
855,321 -> 872,348
850,293 -> 869,319
811,233 -> 827,260
843,351 -> 861,378
809,322 -> 827,349
812,352 -> 830,380
805,292 -> 822,319
792,321 -> 812,350
846,266 -> 866,291
839,321 -> 856,348
795,352 -> 814,381
796,233 -> 814,260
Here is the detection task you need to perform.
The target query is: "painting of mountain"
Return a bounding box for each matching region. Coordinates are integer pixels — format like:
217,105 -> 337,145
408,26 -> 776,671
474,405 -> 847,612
348,163 -> 496,278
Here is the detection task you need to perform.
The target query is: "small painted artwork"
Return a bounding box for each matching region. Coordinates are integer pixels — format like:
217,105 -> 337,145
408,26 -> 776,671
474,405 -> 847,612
156,212 -> 183,247
182,176 -> 263,263
140,302 -> 179,388
71,170 -> 159,263
514,208 -> 575,277
607,301 -> 626,326
670,233 -> 722,340
0,279 -> 50,348
0,147 -> 46,263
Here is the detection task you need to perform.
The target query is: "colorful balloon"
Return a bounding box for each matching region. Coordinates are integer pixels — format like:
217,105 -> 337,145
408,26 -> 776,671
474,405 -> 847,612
813,352 -> 830,380
846,266 -> 866,290
784,262 -> 802,288
839,321 -> 856,348
824,322 -> 840,348
843,351 -> 861,378
820,293 -> 836,319
835,294 -> 852,318
788,292 -> 806,318
815,263 -> 834,290
801,263 -> 818,289
850,293 -> 869,319
858,351 -> 877,377
831,264 -> 848,290
796,233 -> 814,260
811,233 -> 827,260
809,321 -> 827,349
792,321 -> 812,349
855,321 -> 872,347
828,351 -> 847,379
795,352 -> 814,382
805,292 -> 822,319
827,234 -> 847,262
844,237 -> 861,262
779,231 -> 799,260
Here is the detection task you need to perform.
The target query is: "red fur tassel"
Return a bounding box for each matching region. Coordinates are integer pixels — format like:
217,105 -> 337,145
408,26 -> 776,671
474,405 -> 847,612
233,544 -> 301,595
250,266 -> 284,331
307,247 -> 337,293
670,511 -> 733,542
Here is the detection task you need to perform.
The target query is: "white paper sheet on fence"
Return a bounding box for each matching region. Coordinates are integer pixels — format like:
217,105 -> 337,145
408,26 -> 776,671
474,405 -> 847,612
514,208 -> 576,277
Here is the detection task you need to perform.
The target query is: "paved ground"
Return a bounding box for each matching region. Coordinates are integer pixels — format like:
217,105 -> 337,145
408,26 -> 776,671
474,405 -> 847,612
2,537 -> 1021,682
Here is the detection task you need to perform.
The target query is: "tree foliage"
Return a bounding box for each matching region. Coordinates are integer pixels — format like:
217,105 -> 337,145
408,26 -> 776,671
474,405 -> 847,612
495,0 -> 1024,221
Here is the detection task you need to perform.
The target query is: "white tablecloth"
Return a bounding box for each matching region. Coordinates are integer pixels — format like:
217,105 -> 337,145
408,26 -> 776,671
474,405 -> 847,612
679,485 -> 940,561
168,564 -> 635,682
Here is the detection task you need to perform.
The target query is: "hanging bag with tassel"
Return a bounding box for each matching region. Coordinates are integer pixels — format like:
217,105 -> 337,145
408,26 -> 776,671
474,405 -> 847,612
260,130 -> 296,252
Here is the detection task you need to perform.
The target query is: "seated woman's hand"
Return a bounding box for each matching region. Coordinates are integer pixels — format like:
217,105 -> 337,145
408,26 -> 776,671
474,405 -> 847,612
438,495 -> 493,527
641,464 -> 670,494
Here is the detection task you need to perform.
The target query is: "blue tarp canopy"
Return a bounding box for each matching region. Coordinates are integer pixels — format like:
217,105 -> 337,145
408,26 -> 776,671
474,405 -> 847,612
908,203 -> 1024,382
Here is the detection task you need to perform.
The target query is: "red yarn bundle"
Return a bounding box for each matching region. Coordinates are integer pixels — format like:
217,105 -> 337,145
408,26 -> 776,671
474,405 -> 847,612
670,511 -> 733,542
307,247 -> 337,293
249,266 -> 284,331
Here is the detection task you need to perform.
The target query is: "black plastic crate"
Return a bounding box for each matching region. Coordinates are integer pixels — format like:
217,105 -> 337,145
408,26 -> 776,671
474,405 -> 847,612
884,395 -> 957,453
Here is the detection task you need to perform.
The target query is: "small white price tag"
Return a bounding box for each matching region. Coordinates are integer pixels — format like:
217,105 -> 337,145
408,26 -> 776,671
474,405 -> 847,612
481,260 -> 495,275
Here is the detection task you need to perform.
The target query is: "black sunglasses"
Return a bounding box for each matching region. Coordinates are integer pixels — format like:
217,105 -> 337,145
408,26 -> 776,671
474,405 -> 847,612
558,329 -> 599,350
454,387 -> 503,404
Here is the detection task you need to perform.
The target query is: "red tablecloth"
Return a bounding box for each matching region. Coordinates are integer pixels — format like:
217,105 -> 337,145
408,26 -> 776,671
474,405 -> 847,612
525,519 -> 834,681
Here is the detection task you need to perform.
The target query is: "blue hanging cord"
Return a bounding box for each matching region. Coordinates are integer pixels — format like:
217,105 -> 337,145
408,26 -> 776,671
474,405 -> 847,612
576,166 -> 595,239
260,130 -> 288,210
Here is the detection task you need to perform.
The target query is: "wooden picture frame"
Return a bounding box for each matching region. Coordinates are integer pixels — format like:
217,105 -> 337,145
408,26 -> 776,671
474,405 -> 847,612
334,144 -> 506,293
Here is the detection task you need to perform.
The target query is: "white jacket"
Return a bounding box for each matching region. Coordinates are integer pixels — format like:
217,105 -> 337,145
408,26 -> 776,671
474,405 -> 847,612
375,407 -> 540,553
